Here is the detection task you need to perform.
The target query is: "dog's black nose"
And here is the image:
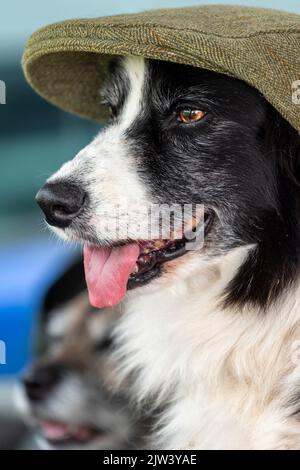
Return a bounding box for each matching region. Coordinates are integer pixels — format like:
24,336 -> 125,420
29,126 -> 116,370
36,182 -> 86,228
22,364 -> 63,402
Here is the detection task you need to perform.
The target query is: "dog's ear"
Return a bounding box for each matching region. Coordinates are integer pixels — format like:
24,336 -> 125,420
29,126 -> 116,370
265,107 -> 300,186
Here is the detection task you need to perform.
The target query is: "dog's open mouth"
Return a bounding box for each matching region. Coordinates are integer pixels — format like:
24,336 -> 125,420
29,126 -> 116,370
41,420 -> 103,446
127,237 -> 187,288
84,211 -> 213,309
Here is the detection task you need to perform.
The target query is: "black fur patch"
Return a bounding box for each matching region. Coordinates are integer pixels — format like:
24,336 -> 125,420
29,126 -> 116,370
104,59 -> 300,309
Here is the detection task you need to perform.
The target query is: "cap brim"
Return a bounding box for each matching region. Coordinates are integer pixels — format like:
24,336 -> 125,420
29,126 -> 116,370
22,6 -> 300,130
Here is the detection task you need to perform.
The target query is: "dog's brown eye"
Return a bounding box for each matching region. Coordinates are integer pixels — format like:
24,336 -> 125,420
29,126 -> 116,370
178,109 -> 205,124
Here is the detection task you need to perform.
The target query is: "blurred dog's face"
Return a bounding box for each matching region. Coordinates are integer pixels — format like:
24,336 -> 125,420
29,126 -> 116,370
36,56 -> 300,310
18,294 -> 138,450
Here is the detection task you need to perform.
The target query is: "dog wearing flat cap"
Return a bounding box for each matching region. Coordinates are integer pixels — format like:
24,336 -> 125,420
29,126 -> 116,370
24,5 -> 300,449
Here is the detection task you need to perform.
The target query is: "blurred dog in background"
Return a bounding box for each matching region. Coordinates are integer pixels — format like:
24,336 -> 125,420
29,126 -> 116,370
16,260 -> 148,450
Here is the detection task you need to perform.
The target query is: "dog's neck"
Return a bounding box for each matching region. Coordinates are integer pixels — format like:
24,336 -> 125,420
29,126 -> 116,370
114,245 -> 300,448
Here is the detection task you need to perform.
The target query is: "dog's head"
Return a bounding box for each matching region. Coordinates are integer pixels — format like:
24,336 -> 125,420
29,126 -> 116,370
17,290 -> 141,449
36,56 -> 300,309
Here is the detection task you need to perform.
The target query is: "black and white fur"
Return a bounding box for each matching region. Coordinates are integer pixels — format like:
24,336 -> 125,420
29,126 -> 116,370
16,262 -> 148,450
39,56 -> 300,449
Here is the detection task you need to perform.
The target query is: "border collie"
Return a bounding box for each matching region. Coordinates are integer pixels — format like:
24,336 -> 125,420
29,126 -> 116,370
17,288 -> 147,450
36,56 -> 300,449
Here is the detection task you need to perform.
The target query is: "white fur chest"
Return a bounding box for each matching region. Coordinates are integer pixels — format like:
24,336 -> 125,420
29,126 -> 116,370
114,247 -> 300,449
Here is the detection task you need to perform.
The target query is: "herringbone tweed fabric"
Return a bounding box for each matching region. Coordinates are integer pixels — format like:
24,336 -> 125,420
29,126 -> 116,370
22,5 -> 300,131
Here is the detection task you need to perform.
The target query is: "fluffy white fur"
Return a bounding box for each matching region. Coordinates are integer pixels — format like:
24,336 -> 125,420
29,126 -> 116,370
114,245 -> 300,449
48,57 -> 151,246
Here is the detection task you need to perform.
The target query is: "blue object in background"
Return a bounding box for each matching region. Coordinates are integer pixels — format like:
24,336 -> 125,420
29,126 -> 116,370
0,238 -> 79,377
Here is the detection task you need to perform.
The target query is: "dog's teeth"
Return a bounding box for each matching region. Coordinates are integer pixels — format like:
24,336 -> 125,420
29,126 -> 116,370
132,264 -> 139,274
138,254 -> 152,265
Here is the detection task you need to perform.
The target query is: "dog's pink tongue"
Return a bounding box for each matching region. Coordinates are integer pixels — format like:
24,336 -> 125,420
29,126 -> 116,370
83,243 -> 140,308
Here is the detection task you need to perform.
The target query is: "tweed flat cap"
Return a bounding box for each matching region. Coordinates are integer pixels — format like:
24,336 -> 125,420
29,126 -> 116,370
22,5 -> 300,132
